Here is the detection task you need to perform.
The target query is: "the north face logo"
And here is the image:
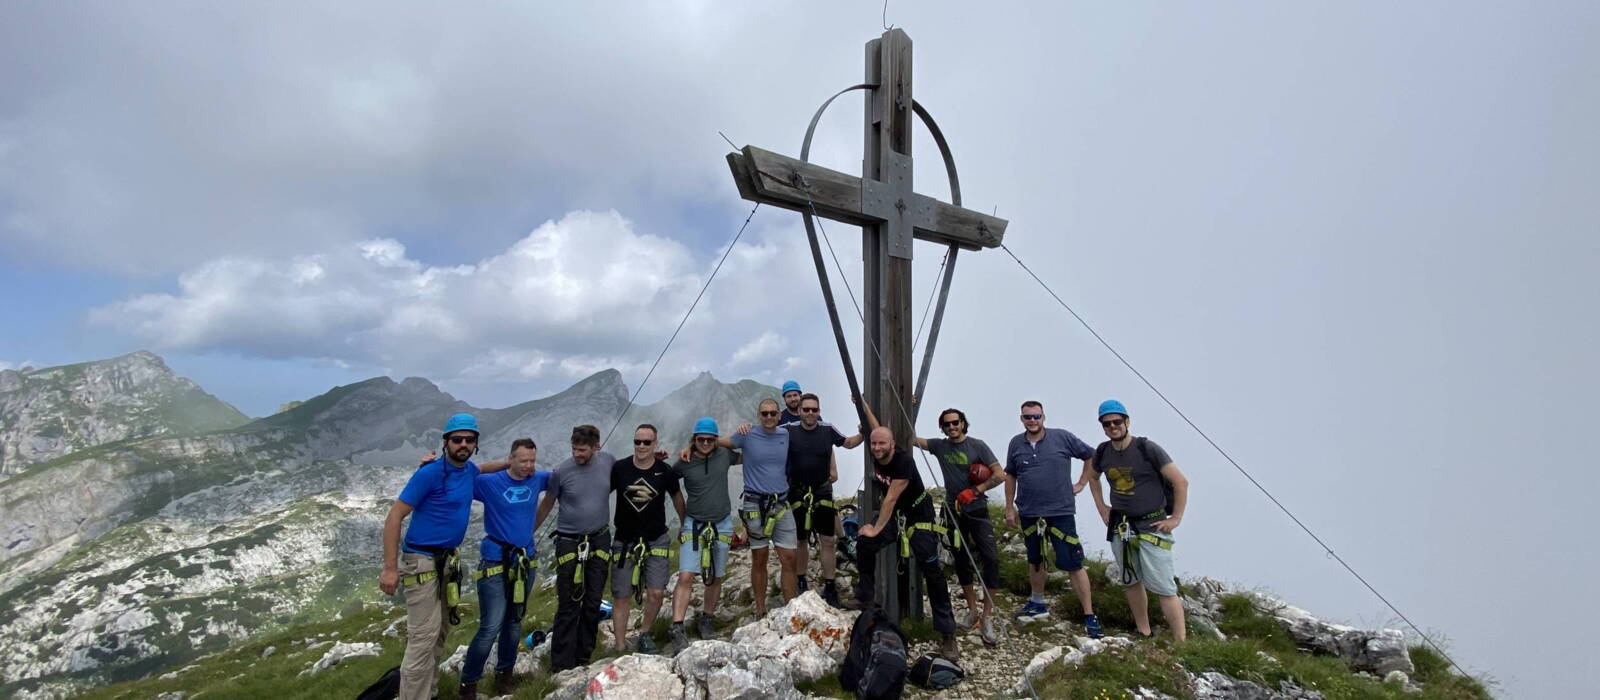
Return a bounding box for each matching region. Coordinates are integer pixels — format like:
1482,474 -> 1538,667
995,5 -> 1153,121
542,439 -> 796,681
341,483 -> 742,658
502,485 -> 533,504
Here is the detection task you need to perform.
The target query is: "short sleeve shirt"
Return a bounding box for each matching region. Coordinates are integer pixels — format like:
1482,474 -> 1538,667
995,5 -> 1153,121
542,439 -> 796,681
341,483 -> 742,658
611,457 -> 681,542
398,457 -> 480,553
872,448 -> 935,523
547,451 -> 617,535
473,469 -> 552,562
1005,428 -> 1094,518
1092,438 -> 1174,521
925,436 -> 999,514
730,426 -> 790,495
672,447 -> 736,522
785,423 -> 846,488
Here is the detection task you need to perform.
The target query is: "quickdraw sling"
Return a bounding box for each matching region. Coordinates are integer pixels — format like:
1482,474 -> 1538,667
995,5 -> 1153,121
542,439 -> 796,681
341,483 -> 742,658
475,536 -> 533,620
1109,509 -> 1173,585
553,530 -> 612,601
795,485 -> 835,544
617,536 -> 672,604
680,519 -> 733,583
401,544 -> 464,625
1022,516 -> 1081,571
740,491 -> 790,539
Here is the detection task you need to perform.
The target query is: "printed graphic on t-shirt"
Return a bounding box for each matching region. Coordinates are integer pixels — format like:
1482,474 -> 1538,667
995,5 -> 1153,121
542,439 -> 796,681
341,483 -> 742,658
1105,466 -> 1137,497
501,485 -> 534,503
622,477 -> 659,512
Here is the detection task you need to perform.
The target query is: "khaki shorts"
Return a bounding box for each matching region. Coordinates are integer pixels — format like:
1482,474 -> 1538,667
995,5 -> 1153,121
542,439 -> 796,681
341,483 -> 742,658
1110,529 -> 1178,597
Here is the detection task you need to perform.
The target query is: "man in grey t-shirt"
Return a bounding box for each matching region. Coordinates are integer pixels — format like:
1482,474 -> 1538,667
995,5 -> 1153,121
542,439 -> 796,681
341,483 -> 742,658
535,424 -> 615,672
666,416 -> 740,653
1084,399 -> 1190,641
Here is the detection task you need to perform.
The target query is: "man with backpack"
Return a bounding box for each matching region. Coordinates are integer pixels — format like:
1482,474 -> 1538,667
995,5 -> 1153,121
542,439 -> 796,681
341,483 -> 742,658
378,413 -> 511,700
456,437 -> 549,699
535,424 -> 617,672
668,417 -> 740,653
607,424 -> 685,654
1084,399 -> 1190,641
849,425 -> 960,660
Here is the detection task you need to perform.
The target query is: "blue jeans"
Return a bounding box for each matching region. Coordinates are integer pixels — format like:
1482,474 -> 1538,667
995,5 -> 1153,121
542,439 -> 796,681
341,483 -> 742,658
461,564 -> 533,684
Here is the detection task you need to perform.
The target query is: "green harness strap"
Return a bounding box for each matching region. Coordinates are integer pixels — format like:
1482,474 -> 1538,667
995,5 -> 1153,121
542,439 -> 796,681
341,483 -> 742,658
680,522 -> 733,573
895,511 -> 950,559
1023,517 -> 1081,566
554,536 -> 612,585
618,538 -> 672,603
796,487 -> 835,531
401,549 -> 462,622
741,495 -> 791,538
475,549 -> 533,606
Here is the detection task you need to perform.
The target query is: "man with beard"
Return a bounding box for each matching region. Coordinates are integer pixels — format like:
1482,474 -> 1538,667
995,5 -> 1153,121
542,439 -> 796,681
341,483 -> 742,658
379,413 -> 511,700
608,424 -> 685,654
536,425 -> 616,672
849,425 -> 960,660
457,438 -> 549,699
782,393 -> 863,606
1004,400 -> 1103,638
779,380 -> 805,425
1084,400 -> 1190,641
667,417 -> 740,653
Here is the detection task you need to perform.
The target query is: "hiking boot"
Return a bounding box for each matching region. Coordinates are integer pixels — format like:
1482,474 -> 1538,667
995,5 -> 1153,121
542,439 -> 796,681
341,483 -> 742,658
940,633 -> 961,662
696,614 -> 717,641
979,615 -> 999,647
1084,613 -> 1104,639
796,575 -> 809,593
494,669 -> 517,693
1013,600 -> 1050,622
957,610 -> 979,629
821,579 -> 842,608
455,682 -> 477,700
635,633 -> 660,654
670,622 -> 690,654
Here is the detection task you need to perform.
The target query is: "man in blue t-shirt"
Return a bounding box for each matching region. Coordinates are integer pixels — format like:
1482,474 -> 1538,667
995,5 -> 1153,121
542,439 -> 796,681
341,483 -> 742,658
1003,400 -> 1104,638
378,413 -> 510,700
457,438 -> 551,698
706,397 -> 799,618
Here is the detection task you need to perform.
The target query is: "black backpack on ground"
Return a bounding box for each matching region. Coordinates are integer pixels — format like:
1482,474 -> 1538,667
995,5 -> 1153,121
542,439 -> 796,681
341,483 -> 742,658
840,607 -> 908,700
908,653 -> 965,689
355,664 -> 400,700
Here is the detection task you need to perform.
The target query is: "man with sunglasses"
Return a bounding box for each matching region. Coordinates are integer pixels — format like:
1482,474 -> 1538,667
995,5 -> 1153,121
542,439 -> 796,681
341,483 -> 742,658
781,392 -> 864,607
535,424 -> 616,672
607,424 -> 685,654
917,407 -> 1005,646
1084,399 -> 1190,641
1003,400 -> 1103,637
667,417 -> 740,653
707,397 -> 799,617
379,413 -> 512,700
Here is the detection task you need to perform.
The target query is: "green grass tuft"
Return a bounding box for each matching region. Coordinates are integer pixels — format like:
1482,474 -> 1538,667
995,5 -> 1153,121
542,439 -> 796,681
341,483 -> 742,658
1034,641 -> 1191,700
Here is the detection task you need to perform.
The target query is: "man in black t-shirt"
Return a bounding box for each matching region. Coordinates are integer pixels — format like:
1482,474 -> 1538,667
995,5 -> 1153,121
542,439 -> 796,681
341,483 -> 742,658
849,426 -> 960,660
783,393 -> 864,607
608,424 -> 685,654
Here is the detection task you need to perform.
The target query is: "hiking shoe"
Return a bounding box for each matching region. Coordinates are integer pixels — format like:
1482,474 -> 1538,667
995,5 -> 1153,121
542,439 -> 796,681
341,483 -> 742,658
821,580 -> 842,608
940,632 -> 961,662
796,575 -> 809,593
697,614 -> 717,641
1013,600 -> 1050,622
957,610 -> 979,629
635,634 -> 660,654
980,615 -> 999,647
455,682 -> 476,700
1084,613 -> 1104,639
670,622 -> 690,654
494,669 -> 517,693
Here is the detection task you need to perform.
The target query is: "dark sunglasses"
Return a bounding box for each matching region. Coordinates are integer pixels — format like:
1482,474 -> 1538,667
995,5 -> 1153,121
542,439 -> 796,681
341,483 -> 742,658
940,419 -> 962,427
759,410 -> 779,417
634,439 -> 655,446
1100,418 -> 1126,428
800,407 -> 820,413
1021,413 -> 1043,420
694,436 -> 716,443
447,435 -> 477,445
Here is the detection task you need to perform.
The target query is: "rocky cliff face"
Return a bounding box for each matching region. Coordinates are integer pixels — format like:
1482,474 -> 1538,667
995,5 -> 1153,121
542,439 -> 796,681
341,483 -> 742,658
0,351 -> 248,477
0,352 -> 779,698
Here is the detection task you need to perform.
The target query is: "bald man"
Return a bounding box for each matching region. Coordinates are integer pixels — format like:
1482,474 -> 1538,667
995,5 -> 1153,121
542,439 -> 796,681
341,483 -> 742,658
849,424 -> 960,660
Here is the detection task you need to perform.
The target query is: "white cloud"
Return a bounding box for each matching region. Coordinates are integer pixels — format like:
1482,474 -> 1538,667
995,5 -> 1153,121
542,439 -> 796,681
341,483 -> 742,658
730,331 -> 787,366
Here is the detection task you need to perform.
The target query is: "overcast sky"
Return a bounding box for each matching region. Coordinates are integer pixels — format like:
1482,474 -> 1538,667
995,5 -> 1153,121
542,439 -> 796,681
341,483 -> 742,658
3,2 -> 1595,695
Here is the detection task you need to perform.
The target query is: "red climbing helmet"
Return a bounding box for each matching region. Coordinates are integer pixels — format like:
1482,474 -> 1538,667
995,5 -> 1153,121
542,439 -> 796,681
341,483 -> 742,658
968,462 -> 993,486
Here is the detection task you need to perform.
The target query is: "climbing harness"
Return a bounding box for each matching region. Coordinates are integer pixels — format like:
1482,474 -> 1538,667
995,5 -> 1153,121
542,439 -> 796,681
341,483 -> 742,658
1021,516 -> 1080,571
401,544 -> 464,625
740,491 -> 790,539
553,530 -> 612,601
1110,509 -> 1173,585
793,485 -> 835,544
681,519 -> 733,584
475,536 -> 533,621
895,493 -> 951,560
616,537 -> 673,604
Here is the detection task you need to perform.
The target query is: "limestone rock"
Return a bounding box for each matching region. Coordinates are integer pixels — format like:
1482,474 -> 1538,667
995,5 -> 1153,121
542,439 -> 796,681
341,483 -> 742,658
302,641 -> 381,675
438,644 -> 468,675
674,640 -> 801,699
1013,644 -> 1085,696
1266,600 -> 1414,675
549,654 -> 683,700
729,591 -> 853,681
1191,671 -> 1326,699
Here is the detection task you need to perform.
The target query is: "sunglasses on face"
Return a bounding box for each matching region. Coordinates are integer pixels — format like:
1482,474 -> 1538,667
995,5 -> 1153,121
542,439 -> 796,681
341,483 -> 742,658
447,435 -> 477,445
940,420 -> 962,428
1021,414 -> 1043,420
800,407 -> 819,413
634,439 -> 655,446
694,437 -> 715,443
1100,418 -> 1126,428
759,411 -> 779,417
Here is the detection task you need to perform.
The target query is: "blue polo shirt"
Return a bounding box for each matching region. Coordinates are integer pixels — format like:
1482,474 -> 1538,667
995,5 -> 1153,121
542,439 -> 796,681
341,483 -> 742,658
1005,428 -> 1094,518
398,457 -> 479,553
474,469 -> 552,562
731,426 -> 790,495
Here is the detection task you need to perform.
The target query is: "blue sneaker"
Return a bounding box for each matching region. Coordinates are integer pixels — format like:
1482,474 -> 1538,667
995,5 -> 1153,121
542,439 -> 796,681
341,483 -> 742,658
1084,613 -> 1104,639
1013,600 -> 1050,622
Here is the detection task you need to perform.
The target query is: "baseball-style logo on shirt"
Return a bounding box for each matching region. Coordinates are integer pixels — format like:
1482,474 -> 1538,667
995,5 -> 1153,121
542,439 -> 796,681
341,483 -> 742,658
623,478 -> 658,512
503,485 -> 533,504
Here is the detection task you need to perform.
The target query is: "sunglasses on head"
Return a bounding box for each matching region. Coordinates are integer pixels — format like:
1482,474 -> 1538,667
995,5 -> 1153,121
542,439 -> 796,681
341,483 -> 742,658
1100,418 -> 1126,428
447,435 -> 477,445
759,410 -> 779,417
634,439 -> 654,446
1021,413 -> 1043,420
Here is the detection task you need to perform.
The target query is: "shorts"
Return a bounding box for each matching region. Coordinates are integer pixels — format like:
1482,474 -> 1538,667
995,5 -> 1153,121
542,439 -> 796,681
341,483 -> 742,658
1110,528 -> 1178,596
740,491 -> 798,550
611,533 -> 672,598
678,515 -> 734,577
1022,514 -> 1085,572
789,484 -> 837,540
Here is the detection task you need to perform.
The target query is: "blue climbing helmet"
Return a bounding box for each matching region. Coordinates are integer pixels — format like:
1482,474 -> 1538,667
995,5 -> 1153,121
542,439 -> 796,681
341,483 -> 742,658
692,416 -> 719,436
781,380 -> 802,395
1097,399 -> 1128,419
442,412 -> 480,436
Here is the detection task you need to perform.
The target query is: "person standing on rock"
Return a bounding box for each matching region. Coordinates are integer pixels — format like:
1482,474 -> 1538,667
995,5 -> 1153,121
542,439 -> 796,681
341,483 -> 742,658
849,423 -> 961,660
700,397 -> 800,617
535,424 -> 617,673
1084,399 -> 1190,641
607,424 -> 685,654
378,413 -> 511,700
779,380 -> 805,425
1004,400 -> 1104,638
455,437 -> 549,699
667,417 -> 740,654
783,392 -> 864,606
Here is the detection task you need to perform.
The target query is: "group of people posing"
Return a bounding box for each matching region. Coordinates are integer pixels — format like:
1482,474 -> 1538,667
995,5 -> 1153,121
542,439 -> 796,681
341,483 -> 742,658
377,381 -> 1192,700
